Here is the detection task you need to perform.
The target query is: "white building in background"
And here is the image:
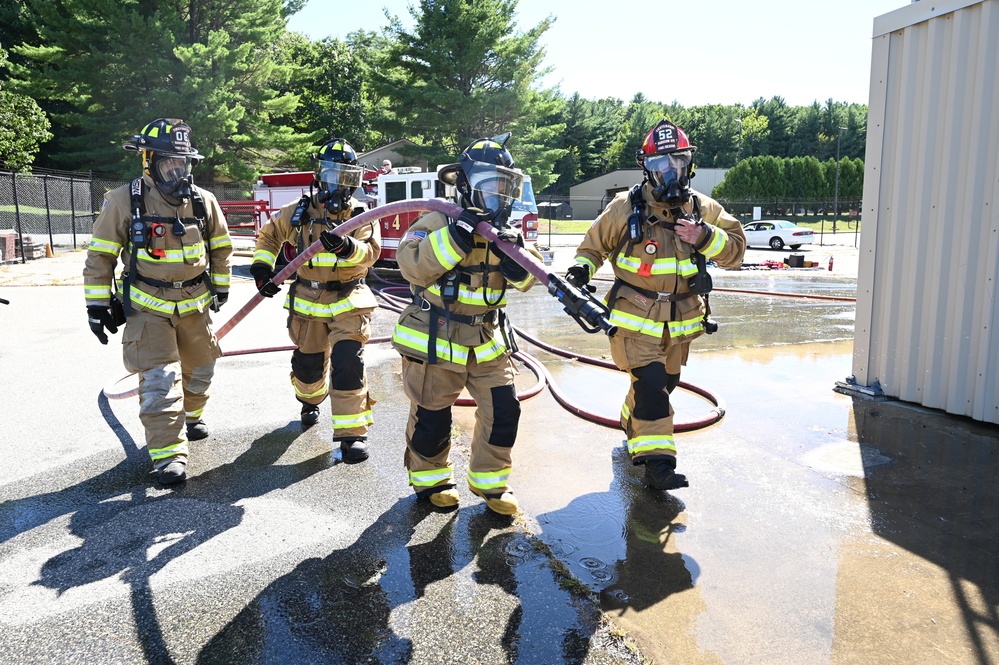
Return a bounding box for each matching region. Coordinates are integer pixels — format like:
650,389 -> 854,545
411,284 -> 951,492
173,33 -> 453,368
568,168 -> 728,221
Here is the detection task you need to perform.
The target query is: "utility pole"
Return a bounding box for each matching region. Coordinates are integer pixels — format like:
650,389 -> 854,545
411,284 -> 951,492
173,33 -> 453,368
736,118 -> 743,165
833,126 -> 846,234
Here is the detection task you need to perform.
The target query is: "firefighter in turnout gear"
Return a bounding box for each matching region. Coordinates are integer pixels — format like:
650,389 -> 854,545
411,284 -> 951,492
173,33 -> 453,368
392,136 -> 542,514
566,119 -> 746,491
83,118 -> 233,485
250,139 -> 381,462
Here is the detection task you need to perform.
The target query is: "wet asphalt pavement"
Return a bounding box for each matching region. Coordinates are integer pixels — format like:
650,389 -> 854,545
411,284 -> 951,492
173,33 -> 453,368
1,236 -> 997,664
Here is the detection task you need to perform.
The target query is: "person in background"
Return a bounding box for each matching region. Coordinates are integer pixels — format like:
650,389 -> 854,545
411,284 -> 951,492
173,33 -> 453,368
381,159 -> 397,175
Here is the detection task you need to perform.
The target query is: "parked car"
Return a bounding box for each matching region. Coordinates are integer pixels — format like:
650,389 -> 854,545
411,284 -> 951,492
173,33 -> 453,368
741,220 -> 814,250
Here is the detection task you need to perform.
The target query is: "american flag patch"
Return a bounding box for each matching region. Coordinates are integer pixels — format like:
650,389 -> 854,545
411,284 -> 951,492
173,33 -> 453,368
404,230 -> 427,241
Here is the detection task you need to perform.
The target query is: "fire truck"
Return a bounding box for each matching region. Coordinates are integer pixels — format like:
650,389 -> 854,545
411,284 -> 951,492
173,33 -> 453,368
221,166 -> 549,268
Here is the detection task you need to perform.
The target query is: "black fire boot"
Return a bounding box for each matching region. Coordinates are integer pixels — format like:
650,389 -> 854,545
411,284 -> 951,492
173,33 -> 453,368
157,460 -> 187,486
643,458 -> 689,490
186,419 -> 209,441
339,437 -> 369,463
301,403 -> 320,429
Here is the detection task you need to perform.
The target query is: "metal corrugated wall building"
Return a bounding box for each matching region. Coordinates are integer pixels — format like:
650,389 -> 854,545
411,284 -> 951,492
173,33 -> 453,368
854,0 -> 999,423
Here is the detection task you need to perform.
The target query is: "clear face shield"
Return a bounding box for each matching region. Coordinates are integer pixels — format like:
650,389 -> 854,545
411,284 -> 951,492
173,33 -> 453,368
644,150 -> 693,206
465,163 -> 524,217
316,160 -> 363,210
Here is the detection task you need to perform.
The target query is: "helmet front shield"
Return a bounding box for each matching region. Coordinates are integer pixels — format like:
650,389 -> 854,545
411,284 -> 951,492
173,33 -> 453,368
465,163 -> 524,213
316,161 -> 363,189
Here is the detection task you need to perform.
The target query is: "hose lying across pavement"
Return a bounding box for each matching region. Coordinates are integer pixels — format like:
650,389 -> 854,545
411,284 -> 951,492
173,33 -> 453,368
102,199 -> 726,431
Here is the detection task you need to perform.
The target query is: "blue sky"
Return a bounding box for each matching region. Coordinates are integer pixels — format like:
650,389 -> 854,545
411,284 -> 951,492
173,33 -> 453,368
287,0 -> 909,107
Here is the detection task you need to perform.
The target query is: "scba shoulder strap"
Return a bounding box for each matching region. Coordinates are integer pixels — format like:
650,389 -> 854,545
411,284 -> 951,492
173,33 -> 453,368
123,178 -> 214,317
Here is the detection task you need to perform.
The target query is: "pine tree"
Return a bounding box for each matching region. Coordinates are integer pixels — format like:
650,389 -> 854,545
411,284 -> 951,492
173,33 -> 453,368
13,0 -> 310,182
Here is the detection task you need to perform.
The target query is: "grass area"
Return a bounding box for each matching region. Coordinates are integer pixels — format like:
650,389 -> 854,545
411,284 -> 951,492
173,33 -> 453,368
537,219 -> 593,234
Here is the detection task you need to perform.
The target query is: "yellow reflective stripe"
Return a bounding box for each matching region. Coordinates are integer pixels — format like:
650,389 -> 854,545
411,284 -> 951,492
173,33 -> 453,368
468,467 -> 511,490
426,283 -> 507,307
209,235 -> 231,249
429,226 -> 462,269
668,316 -> 704,338
307,253 -> 364,268
136,244 -> 206,264
186,407 -> 205,419
341,241 -> 368,264
84,285 -> 111,300
621,402 -> 631,420
88,238 -> 122,255
291,375 -> 328,399
608,309 -> 664,337
211,273 -> 230,287
701,228 -> 727,258
409,467 -> 453,487
613,254 -> 698,277
392,323 -> 470,364
253,250 -> 276,267
148,441 -> 189,460
130,286 -> 212,315
331,410 -> 373,429
474,333 -> 506,363
285,294 -> 357,319
627,435 -> 676,455
576,256 -> 596,275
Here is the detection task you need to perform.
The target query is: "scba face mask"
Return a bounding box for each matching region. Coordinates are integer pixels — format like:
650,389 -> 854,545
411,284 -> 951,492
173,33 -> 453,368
645,150 -> 693,207
316,161 -> 363,212
152,154 -> 194,199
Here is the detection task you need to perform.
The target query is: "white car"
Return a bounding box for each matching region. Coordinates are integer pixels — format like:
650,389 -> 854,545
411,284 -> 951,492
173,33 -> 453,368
741,220 -> 814,250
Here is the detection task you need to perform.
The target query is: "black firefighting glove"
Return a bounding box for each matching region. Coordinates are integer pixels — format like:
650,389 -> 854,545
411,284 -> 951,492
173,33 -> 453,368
210,291 -> 228,312
87,305 -> 119,345
493,235 -> 529,282
566,264 -> 591,288
319,229 -> 356,256
249,263 -> 281,298
450,209 -> 486,250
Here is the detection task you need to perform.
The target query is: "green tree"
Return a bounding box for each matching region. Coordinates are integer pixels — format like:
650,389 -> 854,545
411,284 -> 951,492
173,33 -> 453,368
13,0 -> 309,182
370,0 -> 565,183
0,47 -> 51,169
606,93 -> 663,169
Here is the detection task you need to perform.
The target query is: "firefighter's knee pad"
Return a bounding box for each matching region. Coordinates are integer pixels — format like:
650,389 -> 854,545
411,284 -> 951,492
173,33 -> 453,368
331,339 -> 364,390
412,405 -> 452,458
632,362 -> 671,421
488,384 -> 520,448
292,349 -> 325,385
665,372 -> 681,394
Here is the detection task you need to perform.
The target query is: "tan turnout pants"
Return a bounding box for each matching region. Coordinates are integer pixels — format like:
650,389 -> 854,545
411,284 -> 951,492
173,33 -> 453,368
610,334 -> 690,464
401,354 -> 519,496
122,308 -> 221,468
288,309 -> 374,439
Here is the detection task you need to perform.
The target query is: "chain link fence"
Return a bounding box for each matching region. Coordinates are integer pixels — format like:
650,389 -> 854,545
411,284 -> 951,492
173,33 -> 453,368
0,167 -> 248,264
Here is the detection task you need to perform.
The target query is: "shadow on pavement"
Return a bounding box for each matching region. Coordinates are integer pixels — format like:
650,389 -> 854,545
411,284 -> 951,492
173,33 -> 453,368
12,392 -> 331,665
854,398 -> 999,662
199,496 -> 608,664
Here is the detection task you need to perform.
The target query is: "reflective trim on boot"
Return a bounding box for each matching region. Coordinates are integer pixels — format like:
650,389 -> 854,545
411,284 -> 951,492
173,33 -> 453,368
186,419 -> 209,441
469,484 -> 519,515
157,460 -> 187,486
339,438 -> 369,463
